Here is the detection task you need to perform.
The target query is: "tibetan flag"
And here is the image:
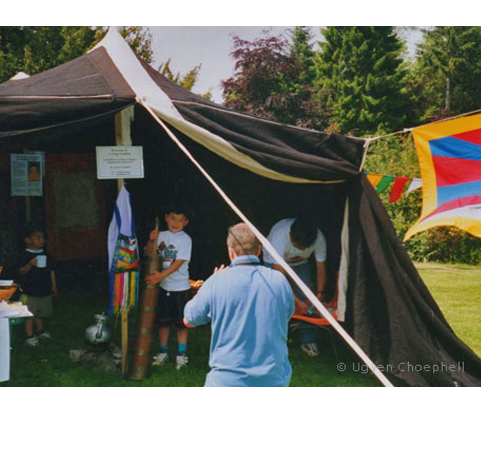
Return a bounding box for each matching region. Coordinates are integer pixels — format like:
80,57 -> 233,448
405,113 -> 481,241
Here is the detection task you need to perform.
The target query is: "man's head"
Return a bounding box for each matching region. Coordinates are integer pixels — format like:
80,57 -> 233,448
289,218 -> 317,250
227,223 -> 261,260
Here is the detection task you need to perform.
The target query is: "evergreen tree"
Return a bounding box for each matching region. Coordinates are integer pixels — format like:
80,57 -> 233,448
408,26 -> 481,122
315,26 -> 409,136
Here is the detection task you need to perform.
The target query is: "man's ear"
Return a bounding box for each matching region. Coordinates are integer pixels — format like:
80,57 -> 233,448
256,245 -> 262,257
228,246 -> 237,262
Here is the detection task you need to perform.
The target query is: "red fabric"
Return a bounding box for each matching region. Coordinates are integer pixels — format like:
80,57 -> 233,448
389,176 -> 412,203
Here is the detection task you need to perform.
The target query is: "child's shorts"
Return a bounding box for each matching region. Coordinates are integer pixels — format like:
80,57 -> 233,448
155,288 -> 192,329
25,295 -> 53,318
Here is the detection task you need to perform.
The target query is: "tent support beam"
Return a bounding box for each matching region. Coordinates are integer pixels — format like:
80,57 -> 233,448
115,106 -> 135,378
142,101 -> 394,387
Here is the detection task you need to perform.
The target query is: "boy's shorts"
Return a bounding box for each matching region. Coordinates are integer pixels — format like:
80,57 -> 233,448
155,288 -> 192,329
25,295 -> 53,318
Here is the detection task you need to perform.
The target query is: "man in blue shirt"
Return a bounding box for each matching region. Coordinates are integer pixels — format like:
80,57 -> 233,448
184,223 -> 295,387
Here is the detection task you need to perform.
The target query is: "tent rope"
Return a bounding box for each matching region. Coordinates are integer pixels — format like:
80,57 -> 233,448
141,100 -> 394,388
364,107 -> 481,143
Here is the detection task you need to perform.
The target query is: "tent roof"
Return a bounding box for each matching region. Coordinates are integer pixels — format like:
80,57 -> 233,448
0,28 -> 365,184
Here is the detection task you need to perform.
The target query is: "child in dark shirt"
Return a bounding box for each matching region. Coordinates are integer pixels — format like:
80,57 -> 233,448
17,226 -> 57,347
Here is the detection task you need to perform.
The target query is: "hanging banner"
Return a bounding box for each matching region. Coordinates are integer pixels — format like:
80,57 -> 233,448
108,185 -> 140,314
405,113 -> 481,241
10,153 -> 44,196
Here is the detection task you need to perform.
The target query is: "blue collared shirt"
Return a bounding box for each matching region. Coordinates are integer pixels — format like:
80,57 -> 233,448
184,255 -> 295,387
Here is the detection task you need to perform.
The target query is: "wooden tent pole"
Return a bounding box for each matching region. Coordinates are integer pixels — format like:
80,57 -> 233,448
114,106 -> 134,377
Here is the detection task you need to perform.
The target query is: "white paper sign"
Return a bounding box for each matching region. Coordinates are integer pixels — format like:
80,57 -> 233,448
96,146 -> 144,179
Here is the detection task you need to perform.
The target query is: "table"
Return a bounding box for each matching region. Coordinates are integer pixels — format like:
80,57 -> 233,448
0,316 -> 27,385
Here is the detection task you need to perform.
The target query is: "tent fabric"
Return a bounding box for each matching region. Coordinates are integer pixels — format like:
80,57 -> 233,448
1,29 -> 480,386
0,46 -> 136,140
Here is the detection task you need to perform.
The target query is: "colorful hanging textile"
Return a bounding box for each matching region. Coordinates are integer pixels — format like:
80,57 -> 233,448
405,113 -> 481,240
108,186 -> 140,314
407,178 -> 422,194
376,175 -> 396,193
367,174 -> 382,188
389,177 -> 413,203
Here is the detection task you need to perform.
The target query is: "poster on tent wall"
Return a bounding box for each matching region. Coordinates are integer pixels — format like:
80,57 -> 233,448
10,152 -> 44,196
405,113 -> 481,240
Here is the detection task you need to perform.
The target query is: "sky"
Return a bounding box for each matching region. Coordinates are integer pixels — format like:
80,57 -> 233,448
149,26 -> 322,103
148,26 -> 423,104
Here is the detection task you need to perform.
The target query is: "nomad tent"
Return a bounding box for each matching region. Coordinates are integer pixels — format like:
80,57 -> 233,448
1,28 -> 480,386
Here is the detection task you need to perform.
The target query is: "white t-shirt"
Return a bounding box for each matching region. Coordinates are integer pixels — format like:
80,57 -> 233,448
156,230 -> 192,291
263,218 -> 327,267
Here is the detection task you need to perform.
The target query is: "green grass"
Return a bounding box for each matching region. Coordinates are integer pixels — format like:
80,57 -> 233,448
5,262 -> 480,387
415,262 -> 481,357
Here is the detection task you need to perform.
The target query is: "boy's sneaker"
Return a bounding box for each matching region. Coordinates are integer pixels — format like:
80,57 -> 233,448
25,336 -> 39,347
36,331 -> 52,340
152,353 -> 169,366
176,354 -> 189,370
300,343 -> 320,357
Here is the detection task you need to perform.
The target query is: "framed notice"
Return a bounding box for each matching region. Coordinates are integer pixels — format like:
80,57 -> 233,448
96,146 -> 144,179
11,152 -> 44,196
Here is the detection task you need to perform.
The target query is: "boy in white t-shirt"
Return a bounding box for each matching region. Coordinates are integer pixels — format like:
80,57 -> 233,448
144,206 -> 193,369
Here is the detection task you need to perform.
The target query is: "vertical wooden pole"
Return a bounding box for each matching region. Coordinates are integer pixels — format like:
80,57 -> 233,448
114,106 -> 134,377
24,149 -> 31,223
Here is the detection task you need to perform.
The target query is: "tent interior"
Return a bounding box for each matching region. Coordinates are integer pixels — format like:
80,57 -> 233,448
1,103 -> 346,298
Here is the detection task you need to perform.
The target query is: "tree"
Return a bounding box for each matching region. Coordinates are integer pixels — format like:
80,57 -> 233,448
0,26 -> 154,83
315,26 -> 410,136
408,26 -> 481,122
222,30 -> 328,129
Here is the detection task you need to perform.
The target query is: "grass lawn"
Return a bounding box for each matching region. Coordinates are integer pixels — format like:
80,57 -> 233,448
4,262 -> 480,387
415,262 -> 481,357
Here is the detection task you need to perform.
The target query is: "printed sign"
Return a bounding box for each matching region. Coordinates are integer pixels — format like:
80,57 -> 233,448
11,152 -> 44,196
96,146 -> 144,179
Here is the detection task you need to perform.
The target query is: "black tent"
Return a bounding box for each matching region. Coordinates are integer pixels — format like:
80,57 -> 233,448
1,28 -> 480,386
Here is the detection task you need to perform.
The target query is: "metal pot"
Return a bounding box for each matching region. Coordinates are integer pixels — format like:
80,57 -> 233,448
85,312 -> 111,345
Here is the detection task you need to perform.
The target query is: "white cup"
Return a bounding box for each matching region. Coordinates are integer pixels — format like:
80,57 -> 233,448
36,255 -> 47,268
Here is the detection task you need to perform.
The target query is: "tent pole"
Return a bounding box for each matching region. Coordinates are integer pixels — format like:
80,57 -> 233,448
115,106 -> 134,378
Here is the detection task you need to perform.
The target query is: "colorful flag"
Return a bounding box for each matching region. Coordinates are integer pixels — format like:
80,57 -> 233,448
367,174 -> 382,189
407,178 -> 422,194
376,175 -> 396,193
389,177 -> 413,203
405,113 -> 481,240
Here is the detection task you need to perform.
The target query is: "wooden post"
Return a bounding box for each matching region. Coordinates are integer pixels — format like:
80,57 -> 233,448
114,106 -> 135,377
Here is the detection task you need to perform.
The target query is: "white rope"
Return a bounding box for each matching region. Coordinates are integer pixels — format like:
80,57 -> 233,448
141,100 -> 394,387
